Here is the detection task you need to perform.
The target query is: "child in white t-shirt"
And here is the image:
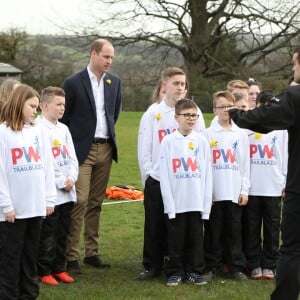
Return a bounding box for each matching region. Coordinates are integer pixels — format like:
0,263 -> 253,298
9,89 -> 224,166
159,99 -> 212,286
0,84 -> 56,299
203,90 -> 250,281
36,86 -> 78,286
246,90 -> 288,280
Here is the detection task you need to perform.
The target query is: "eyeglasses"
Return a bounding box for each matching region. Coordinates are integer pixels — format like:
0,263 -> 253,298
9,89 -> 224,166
215,105 -> 234,110
177,113 -> 200,120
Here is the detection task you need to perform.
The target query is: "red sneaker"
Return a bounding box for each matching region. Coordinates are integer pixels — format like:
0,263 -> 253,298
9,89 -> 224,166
40,274 -> 59,286
53,271 -> 74,283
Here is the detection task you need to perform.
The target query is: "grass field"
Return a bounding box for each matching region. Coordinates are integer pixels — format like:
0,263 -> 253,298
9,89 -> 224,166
39,112 -> 275,299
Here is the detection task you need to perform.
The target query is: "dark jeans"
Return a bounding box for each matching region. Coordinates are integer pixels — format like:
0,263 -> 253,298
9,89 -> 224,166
204,201 -> 246,272
165,212 -> 205,277
142,176 -> 167,273
271,193 -> 300,300
0,217 -> 42,300
246,196 -> 281,270
37,202 -> 74,275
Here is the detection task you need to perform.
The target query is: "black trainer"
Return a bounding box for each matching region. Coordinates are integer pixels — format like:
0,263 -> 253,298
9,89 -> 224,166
83,255 -> 111,268
166,275 -> 182,286
185,273 -> 208,285
66,260 -> 82,276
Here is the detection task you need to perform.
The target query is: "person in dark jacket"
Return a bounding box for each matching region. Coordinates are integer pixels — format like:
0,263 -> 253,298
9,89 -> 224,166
229,47 -> 300,300
61,38 -> 122,275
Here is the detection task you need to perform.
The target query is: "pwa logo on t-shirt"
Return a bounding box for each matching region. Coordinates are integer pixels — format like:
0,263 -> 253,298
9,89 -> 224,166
212,149 -> 236,164
158,128 -> 176,143
172,157 -> 198,173
52,145 -> 69,159
11,146 -> 40,164
250,144 -> 274,159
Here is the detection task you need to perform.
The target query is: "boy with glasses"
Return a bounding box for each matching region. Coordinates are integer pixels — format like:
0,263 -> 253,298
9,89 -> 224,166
159,99 -> 212,286
203,91 -> 250,281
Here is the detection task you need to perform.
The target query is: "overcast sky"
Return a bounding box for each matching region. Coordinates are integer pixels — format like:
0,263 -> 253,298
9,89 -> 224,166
0,0 -> 101,34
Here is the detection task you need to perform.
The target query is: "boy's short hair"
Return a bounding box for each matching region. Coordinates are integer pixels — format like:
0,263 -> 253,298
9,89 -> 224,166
161,67 -> 185,81
175,98 -> 197,115
40,86 -> 65,103
233,92 -> 248,103
213,91 -> 235,107
227,80 -> 248,93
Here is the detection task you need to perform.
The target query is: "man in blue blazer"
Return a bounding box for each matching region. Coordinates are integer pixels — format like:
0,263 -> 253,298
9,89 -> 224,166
61,38 -> 122,275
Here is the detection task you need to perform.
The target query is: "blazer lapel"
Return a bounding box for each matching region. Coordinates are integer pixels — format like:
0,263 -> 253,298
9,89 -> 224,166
82,69 -> 97,117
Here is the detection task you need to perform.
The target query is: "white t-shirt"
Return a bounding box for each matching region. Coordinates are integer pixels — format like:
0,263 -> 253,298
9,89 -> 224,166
248,129 -> 288,196
159,130 -> 212,219
204,120 -> 250,203
0,123 -> 57,221
36,116 -> 79,205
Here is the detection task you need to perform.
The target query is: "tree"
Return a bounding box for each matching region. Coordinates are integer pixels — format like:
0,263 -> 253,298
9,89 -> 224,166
18,38 -> 74,91
0,29 -> 27,63
0,30 -> 75,91
68,0 -> 300,96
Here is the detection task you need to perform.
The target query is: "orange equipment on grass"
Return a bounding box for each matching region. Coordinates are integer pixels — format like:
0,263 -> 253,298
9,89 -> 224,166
105,185 -> 144,200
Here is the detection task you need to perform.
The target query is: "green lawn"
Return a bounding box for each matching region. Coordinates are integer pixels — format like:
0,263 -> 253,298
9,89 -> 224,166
38,112 -> 275,299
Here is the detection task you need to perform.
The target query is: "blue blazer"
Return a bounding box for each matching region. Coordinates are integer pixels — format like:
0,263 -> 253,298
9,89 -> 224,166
61,68 -> 122,164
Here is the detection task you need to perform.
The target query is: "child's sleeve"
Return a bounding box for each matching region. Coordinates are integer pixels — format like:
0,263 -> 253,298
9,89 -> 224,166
139,111 -> 155,179
240,131 -> 250,195
41,129 -> 57,207
137,113 -> 148,188
0,135 -> 14,214
159,137 -> 175,219
202,139 -> 213,220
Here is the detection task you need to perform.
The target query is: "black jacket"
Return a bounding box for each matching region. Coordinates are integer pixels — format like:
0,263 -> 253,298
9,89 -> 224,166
61,68 -> 122,164
230,85 -> 300,194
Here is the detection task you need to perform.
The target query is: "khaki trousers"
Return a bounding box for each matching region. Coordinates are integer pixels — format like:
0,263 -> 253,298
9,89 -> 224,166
66,143 -> 113,261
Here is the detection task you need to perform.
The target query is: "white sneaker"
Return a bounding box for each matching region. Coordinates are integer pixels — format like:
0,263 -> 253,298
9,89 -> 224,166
262,268 -> 274,279
251,267 -> 263,279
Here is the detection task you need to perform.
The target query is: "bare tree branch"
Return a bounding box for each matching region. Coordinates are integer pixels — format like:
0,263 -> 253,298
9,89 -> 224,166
64,0 -> 300,91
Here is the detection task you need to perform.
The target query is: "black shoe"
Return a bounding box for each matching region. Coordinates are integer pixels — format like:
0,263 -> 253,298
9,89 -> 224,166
138,269 -> 160,280
66,260 -> 82,275
83,255 -> 111,268
166,275 -> 182,286
231,271 -> 248,281
184,273 -> 208,285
